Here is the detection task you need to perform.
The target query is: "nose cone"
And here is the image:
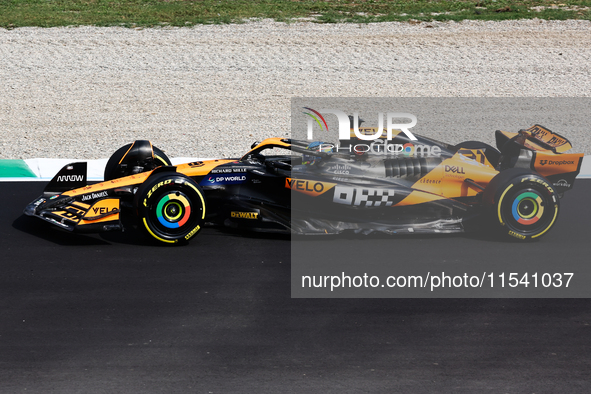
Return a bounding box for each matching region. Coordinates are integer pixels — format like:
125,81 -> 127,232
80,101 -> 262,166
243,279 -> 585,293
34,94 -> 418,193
24,203 -> 38,216
23,197 -> 45,216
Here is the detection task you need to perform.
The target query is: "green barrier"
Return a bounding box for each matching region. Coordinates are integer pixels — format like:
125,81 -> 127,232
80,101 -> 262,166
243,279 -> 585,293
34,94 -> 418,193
0,160 -> 36,177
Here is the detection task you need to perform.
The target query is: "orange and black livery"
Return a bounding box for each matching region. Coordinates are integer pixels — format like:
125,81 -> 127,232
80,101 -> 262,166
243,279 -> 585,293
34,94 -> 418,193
25,126 -> 583,243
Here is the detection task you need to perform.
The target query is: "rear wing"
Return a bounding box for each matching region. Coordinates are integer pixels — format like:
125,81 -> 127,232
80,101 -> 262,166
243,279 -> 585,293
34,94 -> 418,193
495,125 -> 583,195
495,125 -> 573,154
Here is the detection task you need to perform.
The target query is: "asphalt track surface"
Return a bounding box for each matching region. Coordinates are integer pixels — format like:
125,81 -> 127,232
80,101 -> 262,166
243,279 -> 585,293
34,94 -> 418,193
1,182 -> 591,393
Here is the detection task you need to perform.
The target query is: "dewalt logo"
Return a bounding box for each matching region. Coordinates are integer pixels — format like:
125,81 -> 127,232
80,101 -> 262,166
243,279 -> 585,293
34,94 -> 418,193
231,211 -> 259,220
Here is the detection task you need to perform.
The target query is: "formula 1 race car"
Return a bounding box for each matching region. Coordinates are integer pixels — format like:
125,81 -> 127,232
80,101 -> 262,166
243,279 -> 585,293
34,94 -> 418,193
24,125 -> 583,244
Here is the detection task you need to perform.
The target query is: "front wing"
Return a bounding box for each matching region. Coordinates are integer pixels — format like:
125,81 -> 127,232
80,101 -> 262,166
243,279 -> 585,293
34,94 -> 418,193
25,195 -> 122,233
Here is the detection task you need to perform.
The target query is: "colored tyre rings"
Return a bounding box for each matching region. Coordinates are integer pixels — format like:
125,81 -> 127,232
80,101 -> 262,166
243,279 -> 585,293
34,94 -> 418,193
156,193 -> 191,229
511,191 -> 543,225
135,174 -> 205,244
497,178 -> 559,240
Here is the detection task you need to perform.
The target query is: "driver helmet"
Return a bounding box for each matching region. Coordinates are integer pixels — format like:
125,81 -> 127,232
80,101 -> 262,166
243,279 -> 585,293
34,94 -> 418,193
302,141 -> 333,165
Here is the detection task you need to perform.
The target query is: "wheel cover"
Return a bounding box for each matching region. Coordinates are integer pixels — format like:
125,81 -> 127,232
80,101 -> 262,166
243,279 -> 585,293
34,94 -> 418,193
511,191 -> 544,225
155,193 -> 191,229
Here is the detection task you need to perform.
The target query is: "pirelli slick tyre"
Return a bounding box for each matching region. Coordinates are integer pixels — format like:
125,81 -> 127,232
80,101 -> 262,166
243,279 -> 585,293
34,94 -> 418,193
104,141 -> 172,181
134,173 -> 206,244
483,169 -> 559,241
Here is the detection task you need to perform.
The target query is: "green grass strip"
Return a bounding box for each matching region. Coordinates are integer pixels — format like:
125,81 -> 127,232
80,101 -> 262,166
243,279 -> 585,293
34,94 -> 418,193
0,160 -> 36,177
0,0 -> 590,28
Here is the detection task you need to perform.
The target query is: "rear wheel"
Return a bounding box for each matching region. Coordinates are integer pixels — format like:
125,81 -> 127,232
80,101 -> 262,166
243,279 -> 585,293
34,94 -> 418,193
483,169 -> 559,240
134,173 -> 206,244
104,140 -> 172,181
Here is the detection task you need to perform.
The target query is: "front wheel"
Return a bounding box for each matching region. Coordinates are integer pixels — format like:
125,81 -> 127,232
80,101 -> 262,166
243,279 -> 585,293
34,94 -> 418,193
134,173 -> 206,244
483,169 -> 559,241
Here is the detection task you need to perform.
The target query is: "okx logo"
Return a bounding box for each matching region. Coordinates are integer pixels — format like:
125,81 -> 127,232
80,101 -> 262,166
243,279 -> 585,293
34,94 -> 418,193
303,108 -> 418,141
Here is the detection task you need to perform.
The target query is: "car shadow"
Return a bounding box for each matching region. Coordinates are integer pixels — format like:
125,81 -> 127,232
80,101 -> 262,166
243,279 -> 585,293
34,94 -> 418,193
14,212 -> 524,247
12,214 -> 111,246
